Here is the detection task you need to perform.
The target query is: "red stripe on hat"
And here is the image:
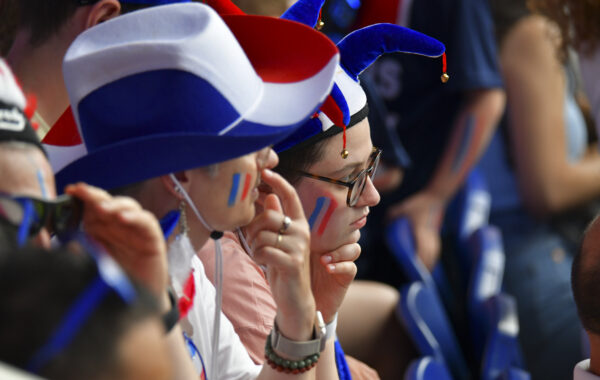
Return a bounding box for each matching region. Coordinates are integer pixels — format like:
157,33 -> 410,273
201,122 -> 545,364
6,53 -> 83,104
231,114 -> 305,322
320,94 -> 345,127
203,0 -> 245,15
241,173 -> 252,201
224,15 -> 338,83
42,107 -> 82,146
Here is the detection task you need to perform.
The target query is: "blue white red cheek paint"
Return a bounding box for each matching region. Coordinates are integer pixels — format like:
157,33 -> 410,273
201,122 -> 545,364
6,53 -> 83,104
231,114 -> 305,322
36,169 -> 48,199
227,173 -> 252,207
307,196 -> 338,236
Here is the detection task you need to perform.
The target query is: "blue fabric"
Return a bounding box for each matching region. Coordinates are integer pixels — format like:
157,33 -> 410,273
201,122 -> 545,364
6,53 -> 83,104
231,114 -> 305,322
78,70 -> 240,150
334,340 -> 352,380
159,210 -> 181,239
489,210 -> 583,380
280,0 -> 325,28
330,83 -> 351,126
57,68 -> 306,191
338,24 -> 445,80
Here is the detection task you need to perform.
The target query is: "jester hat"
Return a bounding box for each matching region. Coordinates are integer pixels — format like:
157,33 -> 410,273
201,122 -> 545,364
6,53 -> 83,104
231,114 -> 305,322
206,0 -> 447,158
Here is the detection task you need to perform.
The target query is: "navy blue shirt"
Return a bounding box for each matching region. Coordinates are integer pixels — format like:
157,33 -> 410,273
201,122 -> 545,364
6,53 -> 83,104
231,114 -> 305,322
369,0 -> 503,201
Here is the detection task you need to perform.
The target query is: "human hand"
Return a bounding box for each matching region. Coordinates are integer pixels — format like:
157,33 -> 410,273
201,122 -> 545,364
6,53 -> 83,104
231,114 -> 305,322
65,183 -> 168,299
244,169 -> 316,341
311,243 -> 360,323
387,191 -> 444,271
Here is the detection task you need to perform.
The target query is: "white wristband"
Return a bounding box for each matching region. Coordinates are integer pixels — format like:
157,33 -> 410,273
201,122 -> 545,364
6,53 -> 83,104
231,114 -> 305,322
325,313 -> 338,341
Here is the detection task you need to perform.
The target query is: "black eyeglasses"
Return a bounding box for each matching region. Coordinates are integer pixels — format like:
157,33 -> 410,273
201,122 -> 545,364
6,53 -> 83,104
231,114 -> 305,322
0,194 -> 83,245
298,147 -> 381,207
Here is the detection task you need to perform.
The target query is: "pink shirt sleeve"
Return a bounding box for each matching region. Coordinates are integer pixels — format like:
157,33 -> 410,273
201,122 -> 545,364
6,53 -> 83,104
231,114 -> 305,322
197,232 -> 276,364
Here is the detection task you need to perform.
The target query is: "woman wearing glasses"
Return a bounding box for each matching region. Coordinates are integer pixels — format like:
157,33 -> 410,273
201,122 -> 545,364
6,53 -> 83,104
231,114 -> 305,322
197,6 -> 446,377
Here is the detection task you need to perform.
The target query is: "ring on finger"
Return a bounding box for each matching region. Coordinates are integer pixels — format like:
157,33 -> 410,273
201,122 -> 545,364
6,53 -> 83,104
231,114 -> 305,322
279,215 -> 292,234
275,232 -> 283,248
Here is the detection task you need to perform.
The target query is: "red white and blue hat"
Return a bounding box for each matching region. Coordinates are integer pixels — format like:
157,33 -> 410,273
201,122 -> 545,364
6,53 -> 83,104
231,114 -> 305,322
52,2 -> 339,192
205,0 -> 446,158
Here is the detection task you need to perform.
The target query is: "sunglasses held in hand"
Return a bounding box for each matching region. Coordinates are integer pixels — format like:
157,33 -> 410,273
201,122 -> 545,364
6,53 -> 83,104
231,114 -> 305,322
0,193 -> 83,246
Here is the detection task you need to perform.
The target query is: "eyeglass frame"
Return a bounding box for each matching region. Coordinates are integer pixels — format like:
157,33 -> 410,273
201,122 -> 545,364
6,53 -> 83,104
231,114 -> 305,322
0,193 -> 83,246
297,147 -> 381,207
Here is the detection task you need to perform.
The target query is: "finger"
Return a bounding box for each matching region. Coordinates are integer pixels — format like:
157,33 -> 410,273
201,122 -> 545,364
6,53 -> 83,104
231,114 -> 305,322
325,261 -> 357,277
250,230 -> 301,254
87,197 -> 143,222
260,169 -> 305,220
245,209 -> 293,238
263,193 -> 283,214
65,182 -> 112,203
252,246 -> 305,273
320,243 -> 361,265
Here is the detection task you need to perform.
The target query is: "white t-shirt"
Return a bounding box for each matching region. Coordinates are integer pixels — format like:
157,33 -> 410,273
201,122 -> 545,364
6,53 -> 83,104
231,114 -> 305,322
574,359 -> 600,380
169,236 -> 261,380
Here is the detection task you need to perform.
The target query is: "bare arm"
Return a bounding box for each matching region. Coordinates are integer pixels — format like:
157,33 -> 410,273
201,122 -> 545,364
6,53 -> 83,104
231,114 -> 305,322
388,88 -> 505,269
501,15 -> 600,217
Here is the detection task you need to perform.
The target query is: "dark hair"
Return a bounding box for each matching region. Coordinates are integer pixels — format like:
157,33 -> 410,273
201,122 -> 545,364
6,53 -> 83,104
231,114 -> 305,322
572,218 -> 600,335
529,0 -> 600,56
0,246 -> 159,380
15,1 -> 150,47
0,0 -> 19,55
275,139 -> 328,186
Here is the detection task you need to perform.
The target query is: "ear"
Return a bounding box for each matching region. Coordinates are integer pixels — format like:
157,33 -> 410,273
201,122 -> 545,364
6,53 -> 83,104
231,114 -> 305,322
85,0 -> 121,29
160,171 -> 191,200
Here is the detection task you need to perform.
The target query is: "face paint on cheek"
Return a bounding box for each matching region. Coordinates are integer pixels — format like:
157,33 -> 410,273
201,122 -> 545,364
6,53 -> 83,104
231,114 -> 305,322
227,173 -> 252,207
36,169 -> 48,199
307,196 -> 338,236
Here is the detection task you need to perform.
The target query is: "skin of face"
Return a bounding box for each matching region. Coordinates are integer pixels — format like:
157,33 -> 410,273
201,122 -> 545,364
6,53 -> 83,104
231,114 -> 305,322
0,145 -> 56,248
114,317 -> 173,380
185,146 -> 278,233
296,119 -> 381,254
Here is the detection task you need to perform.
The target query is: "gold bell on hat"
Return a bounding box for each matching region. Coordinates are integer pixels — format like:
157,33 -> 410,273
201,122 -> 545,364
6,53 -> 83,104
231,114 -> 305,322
317,19 -> 325,30
340,149 -> 349,159
440,53 -> 449,83
441,73 -> 450,83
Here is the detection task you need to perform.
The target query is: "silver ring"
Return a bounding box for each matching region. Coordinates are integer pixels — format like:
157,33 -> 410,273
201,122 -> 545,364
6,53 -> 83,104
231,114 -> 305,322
280,215 -> 292,233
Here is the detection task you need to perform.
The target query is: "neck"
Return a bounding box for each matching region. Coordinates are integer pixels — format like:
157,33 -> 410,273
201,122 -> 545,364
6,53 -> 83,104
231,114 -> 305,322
7,31 -> 71,126
589,333 -> 600,375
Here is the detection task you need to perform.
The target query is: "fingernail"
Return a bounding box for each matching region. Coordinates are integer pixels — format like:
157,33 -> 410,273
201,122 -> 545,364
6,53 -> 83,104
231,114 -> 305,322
321,255 -> 332,264
262,169 -> 273,177
327,264 -> 336,273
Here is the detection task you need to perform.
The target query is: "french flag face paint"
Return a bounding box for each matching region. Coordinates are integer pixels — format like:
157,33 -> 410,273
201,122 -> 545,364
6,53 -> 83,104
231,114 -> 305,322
227,173 -> 253,207
308,196 -> 338,236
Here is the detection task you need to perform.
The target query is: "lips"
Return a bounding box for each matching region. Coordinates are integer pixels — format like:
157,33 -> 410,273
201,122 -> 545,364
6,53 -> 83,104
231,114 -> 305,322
350,211 -> 369,227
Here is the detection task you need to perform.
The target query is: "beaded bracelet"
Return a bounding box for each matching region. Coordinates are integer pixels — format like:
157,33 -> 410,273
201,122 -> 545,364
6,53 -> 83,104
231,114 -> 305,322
265,331 -> 321,374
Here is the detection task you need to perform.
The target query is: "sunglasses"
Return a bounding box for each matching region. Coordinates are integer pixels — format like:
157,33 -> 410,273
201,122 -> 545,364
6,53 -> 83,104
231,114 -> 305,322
27,233 -> 137,373
298,147 -> 381,207
0,194 -> 83,245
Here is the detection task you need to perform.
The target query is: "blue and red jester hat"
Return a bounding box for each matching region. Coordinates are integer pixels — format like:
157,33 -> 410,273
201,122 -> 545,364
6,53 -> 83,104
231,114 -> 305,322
205,0 -> 447,160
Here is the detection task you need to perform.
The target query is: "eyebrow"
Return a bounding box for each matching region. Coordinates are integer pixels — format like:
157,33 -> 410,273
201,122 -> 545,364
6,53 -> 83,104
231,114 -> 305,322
329,161 -> 363,177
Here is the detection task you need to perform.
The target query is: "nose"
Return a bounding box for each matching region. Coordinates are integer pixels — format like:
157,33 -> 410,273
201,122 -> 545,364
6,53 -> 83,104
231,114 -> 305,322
354,176 -> 380,207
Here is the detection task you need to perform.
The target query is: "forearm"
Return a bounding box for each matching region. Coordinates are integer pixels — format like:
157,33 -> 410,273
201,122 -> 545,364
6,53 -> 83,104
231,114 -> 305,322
520,153 -> 600,216
315,339 -> 339,380
158,293 -> 198,380
425,89 -> 505,203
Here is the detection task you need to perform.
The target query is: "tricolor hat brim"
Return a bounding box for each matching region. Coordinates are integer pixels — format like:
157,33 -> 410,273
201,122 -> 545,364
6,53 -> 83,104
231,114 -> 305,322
54,5 -> 338,192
